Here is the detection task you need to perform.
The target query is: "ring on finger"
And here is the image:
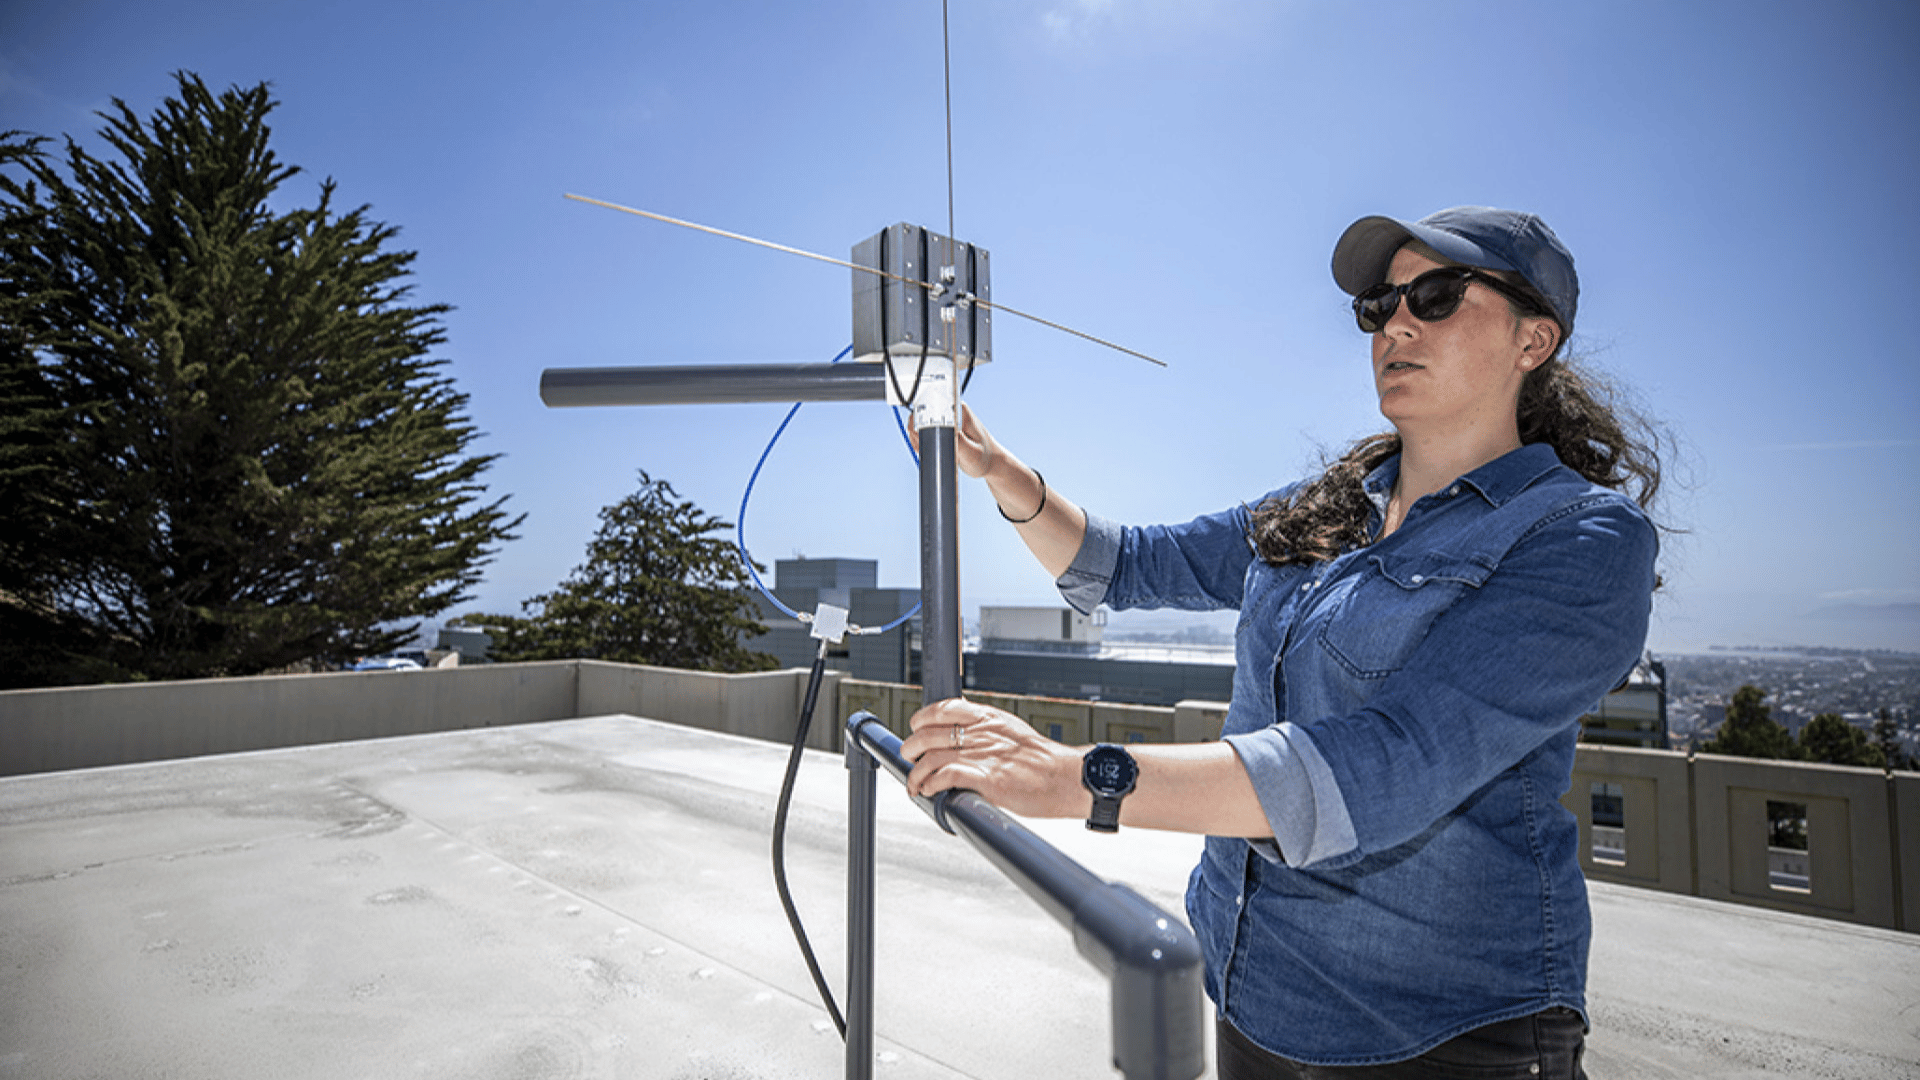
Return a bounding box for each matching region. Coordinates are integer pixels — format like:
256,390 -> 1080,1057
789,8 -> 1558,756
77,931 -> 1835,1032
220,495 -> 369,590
950,723 -> 965,750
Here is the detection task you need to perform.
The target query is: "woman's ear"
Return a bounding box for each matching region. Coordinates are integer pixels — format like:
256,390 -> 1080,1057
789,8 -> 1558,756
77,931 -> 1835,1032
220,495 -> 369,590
1518,317 -> 1561,371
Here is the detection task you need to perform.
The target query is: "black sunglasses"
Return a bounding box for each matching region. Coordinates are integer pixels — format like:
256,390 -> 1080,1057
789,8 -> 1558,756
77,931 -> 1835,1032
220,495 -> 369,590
1352,267 -> 1548,334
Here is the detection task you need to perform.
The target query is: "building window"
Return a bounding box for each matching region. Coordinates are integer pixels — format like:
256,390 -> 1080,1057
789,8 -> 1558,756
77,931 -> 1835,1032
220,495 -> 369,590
1766,800 -> 1810,894
1589,782 -> 1626,866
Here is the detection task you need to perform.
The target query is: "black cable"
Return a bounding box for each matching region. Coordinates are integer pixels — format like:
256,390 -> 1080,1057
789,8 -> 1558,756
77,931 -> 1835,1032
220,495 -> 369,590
959,342 -> 978,395
879,222 -> 933,407
885,332 -> 932,412
771,643 -> 846,1037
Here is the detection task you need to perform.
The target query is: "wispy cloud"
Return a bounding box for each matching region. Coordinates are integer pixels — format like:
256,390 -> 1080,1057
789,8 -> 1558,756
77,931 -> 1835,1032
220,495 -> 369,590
1041,0 -> 1117,40
1767,438 -> 1920,452
1817,588 -> 1920,605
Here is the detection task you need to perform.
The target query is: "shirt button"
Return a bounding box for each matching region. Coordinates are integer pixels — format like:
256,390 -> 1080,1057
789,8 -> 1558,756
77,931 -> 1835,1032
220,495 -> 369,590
1410,574 -> 1425,585
1235,894 -> 1243,907
1446,485 -> 1459,497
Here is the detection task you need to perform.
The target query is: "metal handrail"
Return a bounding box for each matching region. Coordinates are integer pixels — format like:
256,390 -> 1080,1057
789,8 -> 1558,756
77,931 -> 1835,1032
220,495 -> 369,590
845,711 -> 1206,1080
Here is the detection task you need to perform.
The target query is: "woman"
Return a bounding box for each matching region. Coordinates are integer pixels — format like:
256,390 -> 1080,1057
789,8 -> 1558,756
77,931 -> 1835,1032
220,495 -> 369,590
900,207 -> 1661,1078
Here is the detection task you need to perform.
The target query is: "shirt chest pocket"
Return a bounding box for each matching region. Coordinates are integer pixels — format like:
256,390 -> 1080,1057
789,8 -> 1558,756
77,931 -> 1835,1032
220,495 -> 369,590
1315,550 -> 1495,680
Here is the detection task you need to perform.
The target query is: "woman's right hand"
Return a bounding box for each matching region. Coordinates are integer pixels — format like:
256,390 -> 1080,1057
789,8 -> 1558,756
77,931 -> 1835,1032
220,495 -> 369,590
910,400 -> 1085,576
950,401 -> 1000,479
908,401 -> 1000,479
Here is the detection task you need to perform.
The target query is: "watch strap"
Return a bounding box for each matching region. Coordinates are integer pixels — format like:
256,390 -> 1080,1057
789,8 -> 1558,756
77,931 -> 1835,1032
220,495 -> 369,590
1086,792 -> 1122,832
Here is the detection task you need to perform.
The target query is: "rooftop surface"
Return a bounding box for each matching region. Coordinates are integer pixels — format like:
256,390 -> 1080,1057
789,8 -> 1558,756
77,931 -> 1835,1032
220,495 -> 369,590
2,715 -> 1915,1079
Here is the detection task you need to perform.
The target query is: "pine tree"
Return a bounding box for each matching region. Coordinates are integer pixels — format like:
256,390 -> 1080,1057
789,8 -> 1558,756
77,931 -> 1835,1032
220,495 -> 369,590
1797,713 -> 1885,768
0,74 -> 518,685
1699,684 -> 1797,760
458,470 -> 775,673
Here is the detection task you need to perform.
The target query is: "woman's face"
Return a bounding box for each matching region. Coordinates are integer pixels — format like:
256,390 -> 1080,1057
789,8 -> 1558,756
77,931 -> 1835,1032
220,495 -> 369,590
1369,247 -> 1552,440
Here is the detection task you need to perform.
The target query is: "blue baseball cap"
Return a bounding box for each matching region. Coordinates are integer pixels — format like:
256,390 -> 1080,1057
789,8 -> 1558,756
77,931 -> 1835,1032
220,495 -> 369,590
1331,206 -> 1578,341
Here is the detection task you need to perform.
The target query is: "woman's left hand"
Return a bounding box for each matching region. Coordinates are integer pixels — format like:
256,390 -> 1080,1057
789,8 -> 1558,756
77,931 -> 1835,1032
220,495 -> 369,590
900,697 -> 1088,820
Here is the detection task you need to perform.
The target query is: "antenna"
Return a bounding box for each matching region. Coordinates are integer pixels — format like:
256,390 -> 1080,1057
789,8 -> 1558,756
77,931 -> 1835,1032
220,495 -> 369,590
538,5 -> 1200,1077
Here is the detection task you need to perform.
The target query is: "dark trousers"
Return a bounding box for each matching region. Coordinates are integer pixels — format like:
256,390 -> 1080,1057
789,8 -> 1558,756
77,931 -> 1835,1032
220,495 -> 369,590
1217,1008 -> 1588,1080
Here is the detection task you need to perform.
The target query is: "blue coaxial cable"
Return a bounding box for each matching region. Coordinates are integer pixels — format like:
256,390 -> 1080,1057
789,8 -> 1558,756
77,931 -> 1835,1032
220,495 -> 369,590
736,344 -> 922,635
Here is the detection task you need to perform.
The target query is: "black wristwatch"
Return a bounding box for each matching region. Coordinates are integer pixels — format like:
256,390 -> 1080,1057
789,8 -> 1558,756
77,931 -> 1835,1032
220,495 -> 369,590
1081,743 -> 1139,833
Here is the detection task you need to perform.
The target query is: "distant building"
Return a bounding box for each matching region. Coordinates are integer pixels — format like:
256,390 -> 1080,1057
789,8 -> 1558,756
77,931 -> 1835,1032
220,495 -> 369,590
1580,655 -> 1669,749
980,606 -> 1104,652
437,625 -> 494,664
746,558 -> 921,683
967,604 -> 1234,707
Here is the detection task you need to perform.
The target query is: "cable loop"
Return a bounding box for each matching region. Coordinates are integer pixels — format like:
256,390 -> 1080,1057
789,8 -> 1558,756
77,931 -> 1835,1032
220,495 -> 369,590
736,344 -> 923,636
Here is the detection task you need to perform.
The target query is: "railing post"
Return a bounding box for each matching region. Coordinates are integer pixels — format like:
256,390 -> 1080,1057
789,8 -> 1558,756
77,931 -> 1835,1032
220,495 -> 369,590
846,731 -> 878,1079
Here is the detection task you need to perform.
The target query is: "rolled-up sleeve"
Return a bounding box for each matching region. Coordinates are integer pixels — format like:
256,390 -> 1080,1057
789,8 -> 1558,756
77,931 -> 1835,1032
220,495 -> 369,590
1225,722 -> 1360,866
1056,512 -> 1123,615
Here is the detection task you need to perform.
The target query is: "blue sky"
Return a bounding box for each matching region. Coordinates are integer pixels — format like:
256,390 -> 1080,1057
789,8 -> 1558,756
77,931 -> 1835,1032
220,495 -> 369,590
4,0 -> 1917,654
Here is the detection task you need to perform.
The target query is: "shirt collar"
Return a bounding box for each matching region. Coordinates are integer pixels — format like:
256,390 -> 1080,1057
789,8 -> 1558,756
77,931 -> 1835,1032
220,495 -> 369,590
1363,442 -> 1564,509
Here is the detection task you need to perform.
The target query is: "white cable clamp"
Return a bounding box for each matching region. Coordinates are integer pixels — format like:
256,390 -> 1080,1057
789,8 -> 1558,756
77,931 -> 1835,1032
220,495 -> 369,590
887,352 -> 957,428
809,603 -> 851,644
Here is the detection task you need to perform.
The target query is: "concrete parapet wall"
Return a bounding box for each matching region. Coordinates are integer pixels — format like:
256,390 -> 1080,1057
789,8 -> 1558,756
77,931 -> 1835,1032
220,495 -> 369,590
1569,745 -> 1913,932
0,662 -> 581,775
838,679 -> 925,737
577,661 -> 842,751
1173,700 -> 1228,743
2,664 -> 1912,931
1570,746 -> 1694,895
0,661 -> 845,776
1897,772 -> 1920,933
1694,753 -> 1896,927
840,681 -> 1229,748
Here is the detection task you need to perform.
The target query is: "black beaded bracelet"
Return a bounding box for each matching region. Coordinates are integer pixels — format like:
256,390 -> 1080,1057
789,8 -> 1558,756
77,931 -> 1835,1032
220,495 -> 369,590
997,469 -> 1046,524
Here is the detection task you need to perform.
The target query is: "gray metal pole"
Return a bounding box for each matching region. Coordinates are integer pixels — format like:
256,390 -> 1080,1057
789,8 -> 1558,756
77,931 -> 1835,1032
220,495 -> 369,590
917,424 -> 963,704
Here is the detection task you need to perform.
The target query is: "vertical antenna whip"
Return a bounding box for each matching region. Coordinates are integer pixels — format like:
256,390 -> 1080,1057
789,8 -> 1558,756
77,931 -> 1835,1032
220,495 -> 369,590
943,0 -> 957,255
943,0 -> 968,387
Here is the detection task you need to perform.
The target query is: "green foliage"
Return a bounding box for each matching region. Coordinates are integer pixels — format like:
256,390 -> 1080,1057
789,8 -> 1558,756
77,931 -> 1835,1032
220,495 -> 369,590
457,470 -> 775,674
0,74 -> 518,686
1699,684 -> 1797,760
1872,708 -> 1912,771
1797,713 -> 1886,768
1766,801 -> 1808,851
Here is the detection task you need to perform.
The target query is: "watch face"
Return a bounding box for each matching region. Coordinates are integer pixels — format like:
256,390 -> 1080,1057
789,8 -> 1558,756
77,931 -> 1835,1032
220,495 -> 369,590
1084,744 -> 1138,794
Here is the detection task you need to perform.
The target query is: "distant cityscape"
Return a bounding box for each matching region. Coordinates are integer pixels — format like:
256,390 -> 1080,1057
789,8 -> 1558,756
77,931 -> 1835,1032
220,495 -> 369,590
1095,612 -> 1920,755
1655,647 -> 1919,751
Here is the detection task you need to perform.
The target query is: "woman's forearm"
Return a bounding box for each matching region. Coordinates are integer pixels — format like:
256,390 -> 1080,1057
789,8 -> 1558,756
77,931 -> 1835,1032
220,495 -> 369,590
979,453 -> 1088,580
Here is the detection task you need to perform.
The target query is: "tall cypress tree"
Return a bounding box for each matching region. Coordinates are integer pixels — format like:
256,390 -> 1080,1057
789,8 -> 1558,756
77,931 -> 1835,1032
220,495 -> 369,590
0,73 -> 518,685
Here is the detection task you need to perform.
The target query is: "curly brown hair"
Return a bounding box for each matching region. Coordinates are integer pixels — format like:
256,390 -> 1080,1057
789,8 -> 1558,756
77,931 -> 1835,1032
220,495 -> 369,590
1248,281 -> 1663,567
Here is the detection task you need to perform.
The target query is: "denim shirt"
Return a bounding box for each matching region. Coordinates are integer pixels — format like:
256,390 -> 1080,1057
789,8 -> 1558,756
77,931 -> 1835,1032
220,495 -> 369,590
1056,443 -> 1657,1065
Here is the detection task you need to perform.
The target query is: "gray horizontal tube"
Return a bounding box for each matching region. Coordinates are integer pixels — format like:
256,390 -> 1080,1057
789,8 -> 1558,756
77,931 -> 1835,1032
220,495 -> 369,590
846,712 -> 1206,1080
540,363 -> 889,407
846,714 -> 1103,925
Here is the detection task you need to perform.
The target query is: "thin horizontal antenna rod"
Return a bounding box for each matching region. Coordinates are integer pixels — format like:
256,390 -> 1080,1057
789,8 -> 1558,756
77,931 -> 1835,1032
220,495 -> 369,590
565,193 -> 1167,368
566,194 -> 875,277
983,295 -> 1166,368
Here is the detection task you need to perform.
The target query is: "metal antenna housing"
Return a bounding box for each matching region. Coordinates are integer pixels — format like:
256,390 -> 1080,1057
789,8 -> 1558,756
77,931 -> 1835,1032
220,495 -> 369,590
852,223 -> 991,369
